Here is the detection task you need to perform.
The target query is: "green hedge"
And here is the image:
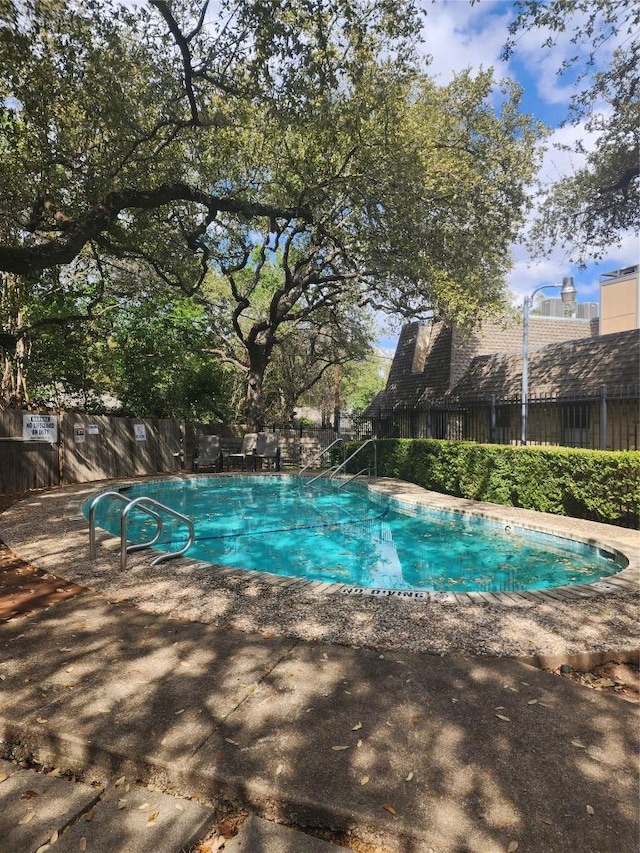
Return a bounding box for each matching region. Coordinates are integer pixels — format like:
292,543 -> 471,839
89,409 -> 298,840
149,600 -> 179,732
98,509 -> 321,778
342,439 -> 640,528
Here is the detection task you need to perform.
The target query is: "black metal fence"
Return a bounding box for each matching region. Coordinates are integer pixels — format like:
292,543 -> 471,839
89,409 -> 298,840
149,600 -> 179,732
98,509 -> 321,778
351,385 -> 640,451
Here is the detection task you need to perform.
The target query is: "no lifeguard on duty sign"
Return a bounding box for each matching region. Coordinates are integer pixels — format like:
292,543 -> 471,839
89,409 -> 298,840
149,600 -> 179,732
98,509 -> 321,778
22,413 -> 58,443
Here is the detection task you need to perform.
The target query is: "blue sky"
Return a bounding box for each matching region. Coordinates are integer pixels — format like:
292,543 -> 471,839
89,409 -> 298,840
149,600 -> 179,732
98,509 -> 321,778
378,0 -> 637,349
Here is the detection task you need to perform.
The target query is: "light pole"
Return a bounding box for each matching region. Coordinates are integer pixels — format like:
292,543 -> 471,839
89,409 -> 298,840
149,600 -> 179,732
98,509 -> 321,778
521,276 -> 577,445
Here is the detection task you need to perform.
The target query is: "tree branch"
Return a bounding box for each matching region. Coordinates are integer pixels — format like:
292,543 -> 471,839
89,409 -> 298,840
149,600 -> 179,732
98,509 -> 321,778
0,184 -> 312,276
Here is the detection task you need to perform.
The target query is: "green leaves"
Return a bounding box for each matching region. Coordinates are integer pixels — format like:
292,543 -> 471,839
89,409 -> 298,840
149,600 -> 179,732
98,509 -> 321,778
358,439 -> 640,527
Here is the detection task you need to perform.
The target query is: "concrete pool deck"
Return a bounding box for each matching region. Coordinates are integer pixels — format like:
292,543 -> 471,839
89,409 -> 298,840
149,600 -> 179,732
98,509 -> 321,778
0,477 -> 639,851
1,475 -> 638,662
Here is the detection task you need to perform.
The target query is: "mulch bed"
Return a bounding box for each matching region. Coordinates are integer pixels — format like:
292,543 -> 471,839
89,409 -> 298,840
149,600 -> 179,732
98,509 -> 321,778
0,492 -> 88,621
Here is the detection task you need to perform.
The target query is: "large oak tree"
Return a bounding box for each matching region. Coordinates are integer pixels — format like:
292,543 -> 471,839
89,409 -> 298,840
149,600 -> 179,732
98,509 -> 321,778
1,1 -> 542,424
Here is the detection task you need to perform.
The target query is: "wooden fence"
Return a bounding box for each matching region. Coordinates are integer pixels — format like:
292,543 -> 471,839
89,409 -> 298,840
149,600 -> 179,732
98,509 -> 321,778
0,411 -> 184,494
0,413 -> 334,494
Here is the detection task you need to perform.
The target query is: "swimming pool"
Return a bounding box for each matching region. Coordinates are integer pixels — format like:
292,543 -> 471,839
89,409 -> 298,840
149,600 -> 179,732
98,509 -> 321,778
84,475 -> 624,594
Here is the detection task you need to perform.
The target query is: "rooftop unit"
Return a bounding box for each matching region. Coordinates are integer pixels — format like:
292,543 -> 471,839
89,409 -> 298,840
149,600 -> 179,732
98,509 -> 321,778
540,298 -> 598,320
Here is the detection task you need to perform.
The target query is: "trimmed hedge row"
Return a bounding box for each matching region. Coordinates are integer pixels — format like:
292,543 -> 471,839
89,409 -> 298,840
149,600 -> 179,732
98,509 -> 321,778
343,439 -> 640,528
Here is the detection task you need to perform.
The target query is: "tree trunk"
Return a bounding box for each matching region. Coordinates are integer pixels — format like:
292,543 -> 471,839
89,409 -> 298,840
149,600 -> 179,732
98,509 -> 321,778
0,274 -> 30,409
244,338 -> 272,431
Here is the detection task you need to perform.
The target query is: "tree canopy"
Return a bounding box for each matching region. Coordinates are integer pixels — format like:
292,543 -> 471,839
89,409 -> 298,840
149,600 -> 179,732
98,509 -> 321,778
504,0 -> 639,263
0,0 -> 543,423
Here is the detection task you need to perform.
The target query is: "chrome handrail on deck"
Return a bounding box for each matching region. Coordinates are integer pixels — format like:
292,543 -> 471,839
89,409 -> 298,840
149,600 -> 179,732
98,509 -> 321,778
88,490 -> 194,571
297,437 -> 345,485
88,491 -> 163,559
120,496 -> 194,571
334,467 -> 372,489
329,439 -> 377,484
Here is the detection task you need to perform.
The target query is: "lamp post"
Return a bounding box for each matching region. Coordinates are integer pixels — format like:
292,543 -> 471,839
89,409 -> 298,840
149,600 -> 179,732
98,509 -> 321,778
521,276 -> 577,445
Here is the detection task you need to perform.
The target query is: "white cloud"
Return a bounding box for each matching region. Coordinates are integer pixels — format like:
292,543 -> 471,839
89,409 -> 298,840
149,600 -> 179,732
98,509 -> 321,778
417,0 -> 510,82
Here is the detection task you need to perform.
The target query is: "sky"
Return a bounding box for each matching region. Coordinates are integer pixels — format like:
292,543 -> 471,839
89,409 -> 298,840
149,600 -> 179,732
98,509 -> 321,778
378,0 -> 638,350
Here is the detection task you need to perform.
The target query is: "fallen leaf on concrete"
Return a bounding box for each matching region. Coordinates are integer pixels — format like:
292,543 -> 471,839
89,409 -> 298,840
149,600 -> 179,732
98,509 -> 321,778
138,803 -> 151,810
356,739 -> 363,748
36,717 -> 48,724
50,830 -> 59,844
18,812 -> 36,824
219,819 -> 236,839
382,804 -> 397,815
352,722 -> 362,731
527,699 -> 538,705
48,768 -> 60,777
85,808 -> 95,822
406,772 -> 414,781
20,790 -> 39,799
114,776 -> 126,787
507,842 -> 519,852
79,838 -> 87,851
331,745 -> 349,751
117,799 -> 127,809
360,776 -> 369,785
174,708 -> 185,715
570,740 -> 587,749
586,805 -> 595,815
147,811 -> 159,823
495,714 -> 511,722
35,845 -> 50,853
224,738 -> 239,746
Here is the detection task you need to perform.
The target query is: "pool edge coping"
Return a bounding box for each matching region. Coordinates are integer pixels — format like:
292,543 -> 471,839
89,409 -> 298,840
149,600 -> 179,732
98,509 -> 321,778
60,471 -> 640,608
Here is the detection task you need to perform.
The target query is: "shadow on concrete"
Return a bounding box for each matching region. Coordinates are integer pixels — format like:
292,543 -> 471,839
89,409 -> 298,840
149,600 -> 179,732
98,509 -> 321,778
0,590 -> 637,853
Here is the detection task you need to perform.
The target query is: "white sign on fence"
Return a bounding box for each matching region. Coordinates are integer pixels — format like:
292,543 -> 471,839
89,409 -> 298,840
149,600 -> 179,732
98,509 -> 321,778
134,423 -> 147,441
22,413 -> 58,443
74,426 -> 86,443
88,424 -> 100,435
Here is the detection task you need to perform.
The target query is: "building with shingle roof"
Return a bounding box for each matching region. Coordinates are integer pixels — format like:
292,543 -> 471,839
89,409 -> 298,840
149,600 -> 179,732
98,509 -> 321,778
366,317 -> 639,450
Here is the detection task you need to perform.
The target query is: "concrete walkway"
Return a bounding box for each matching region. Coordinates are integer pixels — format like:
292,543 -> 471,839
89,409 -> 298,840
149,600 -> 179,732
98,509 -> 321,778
0,592 -> 638,853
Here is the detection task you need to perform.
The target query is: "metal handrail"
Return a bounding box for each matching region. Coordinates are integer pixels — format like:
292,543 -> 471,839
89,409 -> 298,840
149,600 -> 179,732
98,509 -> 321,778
120,496 -> 194,571
334,467 -> 371,488
305,463 -> 342,486
89,491 -> 162,559
88,490 -> 194,571
297,437 -> 345,483
329,439 -> 377,484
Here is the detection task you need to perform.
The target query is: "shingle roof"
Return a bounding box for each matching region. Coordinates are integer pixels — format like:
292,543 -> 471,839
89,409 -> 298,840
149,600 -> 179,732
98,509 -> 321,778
368,322 -> 452,409
452,329 -> 640,400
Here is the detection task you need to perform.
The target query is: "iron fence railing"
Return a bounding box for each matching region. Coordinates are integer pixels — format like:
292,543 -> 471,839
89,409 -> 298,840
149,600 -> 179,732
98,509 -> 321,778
354,384 -> 640,451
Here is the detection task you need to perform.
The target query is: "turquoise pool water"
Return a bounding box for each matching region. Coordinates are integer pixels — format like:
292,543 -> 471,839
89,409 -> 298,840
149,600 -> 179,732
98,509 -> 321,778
85,476 -> 622,593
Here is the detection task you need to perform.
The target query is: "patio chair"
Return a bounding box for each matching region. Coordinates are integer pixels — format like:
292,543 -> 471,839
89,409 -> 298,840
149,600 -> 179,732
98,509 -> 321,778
227,432 -> 259,470
255,432 -> 280,470
192,434 -> 222,472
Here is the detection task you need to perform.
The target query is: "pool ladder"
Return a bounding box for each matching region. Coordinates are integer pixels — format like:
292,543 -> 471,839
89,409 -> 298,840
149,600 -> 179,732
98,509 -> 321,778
297,438 -> 377,487
329,439 -> 377,487
297,437 -> 346,485
88,491 -> 194,571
